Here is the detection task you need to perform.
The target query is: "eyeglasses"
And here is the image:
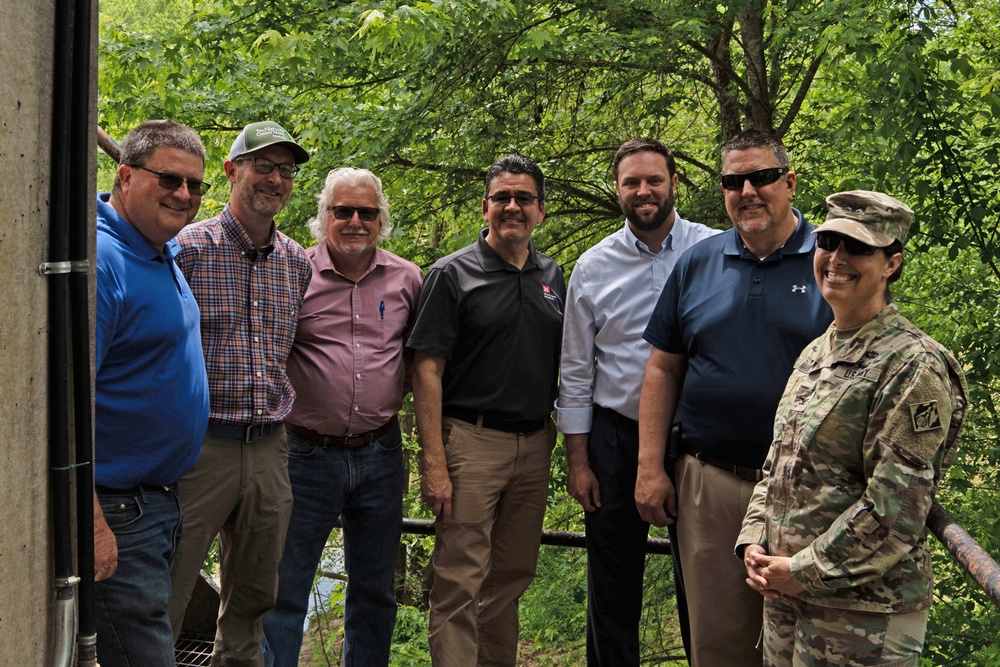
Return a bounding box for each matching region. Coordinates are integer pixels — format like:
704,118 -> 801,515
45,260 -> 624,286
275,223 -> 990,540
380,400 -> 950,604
487,192 -> 540,207
235,157 -> 299,180
815,232 -> 877,256
130,165 -> 210,195
720,167 -> 788,191
328,206 -> 380,222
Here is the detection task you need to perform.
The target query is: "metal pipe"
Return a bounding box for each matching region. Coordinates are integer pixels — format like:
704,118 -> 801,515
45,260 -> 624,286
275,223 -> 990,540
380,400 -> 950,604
400,518 -> 673,554
70,0 -> 97,663
48,0 -> 79,659
928,499 -> 1000,608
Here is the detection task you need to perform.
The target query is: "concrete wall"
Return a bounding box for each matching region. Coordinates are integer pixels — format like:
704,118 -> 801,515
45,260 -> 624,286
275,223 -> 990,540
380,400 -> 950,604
0,0 -> 95,659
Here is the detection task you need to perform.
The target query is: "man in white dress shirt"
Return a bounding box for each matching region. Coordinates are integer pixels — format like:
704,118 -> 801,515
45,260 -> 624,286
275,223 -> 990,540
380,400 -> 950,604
556,138 -> 719,666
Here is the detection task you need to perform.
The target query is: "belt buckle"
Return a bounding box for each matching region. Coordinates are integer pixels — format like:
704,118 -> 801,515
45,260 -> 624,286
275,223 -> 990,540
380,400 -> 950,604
245,424 -> 263,443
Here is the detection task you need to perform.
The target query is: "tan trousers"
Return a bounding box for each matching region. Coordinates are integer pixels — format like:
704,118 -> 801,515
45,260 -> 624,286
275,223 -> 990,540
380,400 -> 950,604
676,452 -> 764,667
428,417 -> 555,667
168,427 -> 292,667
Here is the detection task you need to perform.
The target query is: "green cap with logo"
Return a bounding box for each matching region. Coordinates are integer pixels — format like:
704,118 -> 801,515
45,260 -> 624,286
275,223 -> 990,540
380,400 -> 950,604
228,121 -> 310,164
814,190 -> 913,248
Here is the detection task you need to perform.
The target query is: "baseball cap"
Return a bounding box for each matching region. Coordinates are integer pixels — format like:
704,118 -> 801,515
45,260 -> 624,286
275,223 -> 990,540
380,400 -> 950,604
228,121 -> 310,164
814,190 -> 913,247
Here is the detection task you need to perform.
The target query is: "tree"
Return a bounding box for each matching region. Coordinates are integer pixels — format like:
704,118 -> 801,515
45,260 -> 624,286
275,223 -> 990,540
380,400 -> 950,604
99,1 -> 1000,662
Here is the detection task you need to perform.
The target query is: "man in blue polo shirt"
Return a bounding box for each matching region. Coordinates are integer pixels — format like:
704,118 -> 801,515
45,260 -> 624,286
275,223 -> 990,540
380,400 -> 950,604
635,129 -> 832,667
94,119 -> 210,667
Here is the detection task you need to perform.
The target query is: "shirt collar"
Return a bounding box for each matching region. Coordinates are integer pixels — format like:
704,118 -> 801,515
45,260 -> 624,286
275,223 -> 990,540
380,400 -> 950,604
97,192 -> 172,263
623,215 -> 678,255
723,208 -> 813,260
314,241 -> 385,280
220,204 -> 276,259
474,228 -> 541,272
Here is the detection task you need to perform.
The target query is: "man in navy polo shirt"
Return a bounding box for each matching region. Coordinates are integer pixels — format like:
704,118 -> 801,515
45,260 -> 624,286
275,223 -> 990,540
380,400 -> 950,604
94,119 -> 210,666
636,129 -> 833,667
408,154 -> 565,667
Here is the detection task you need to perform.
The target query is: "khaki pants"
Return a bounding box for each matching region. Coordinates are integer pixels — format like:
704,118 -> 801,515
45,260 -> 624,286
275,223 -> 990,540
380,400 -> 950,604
428,418 -> 555,667
168,427 -> 292,666
676,452 -> 764,667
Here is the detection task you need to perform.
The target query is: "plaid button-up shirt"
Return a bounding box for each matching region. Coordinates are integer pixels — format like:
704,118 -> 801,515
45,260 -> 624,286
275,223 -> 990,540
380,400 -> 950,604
176,204 -> 312,425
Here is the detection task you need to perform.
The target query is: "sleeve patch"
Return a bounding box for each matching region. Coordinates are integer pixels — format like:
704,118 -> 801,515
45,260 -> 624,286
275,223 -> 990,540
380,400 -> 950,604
910,401 -> 942,432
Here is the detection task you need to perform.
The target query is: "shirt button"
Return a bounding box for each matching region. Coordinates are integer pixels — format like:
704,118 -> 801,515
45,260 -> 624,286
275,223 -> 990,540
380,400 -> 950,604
655,285 -> 661,291
256,409 -> 262,415
353,406 -> 360,412
253,266 -> 258,272
254,337 -> 259,343
356,373 -> 362,379
355,343 -> 361,349
355,314 -> 360,320
253,300 -> 259,307
754,278 -> 762,284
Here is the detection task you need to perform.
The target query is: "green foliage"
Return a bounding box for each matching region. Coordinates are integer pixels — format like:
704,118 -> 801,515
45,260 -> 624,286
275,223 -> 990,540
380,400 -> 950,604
100,0 -> 1000,662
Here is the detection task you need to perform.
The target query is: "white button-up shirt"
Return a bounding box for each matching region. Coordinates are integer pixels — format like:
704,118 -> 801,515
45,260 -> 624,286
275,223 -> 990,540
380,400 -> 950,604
556,214 -> 721,432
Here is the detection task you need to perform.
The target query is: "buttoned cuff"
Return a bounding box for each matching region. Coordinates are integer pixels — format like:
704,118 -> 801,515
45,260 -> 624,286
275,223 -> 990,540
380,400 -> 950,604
790,547 -> 830,595
555,403 -> 593,434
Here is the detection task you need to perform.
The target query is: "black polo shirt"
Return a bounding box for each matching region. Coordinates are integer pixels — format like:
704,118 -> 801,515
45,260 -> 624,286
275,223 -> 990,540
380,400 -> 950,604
407,229 -> 566,423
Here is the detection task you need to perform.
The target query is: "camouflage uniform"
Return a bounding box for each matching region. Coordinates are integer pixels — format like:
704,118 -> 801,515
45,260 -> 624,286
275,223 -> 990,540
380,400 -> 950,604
738,303 -> 967,665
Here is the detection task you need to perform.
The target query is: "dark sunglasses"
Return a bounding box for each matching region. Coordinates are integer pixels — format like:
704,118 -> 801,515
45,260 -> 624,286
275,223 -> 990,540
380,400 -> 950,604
328,205 -> 380,222
815,232 -> 877,256
487,192 -> 540,207
130,165 -> 210,196
720,167 -> 788,191
235,157 -> 299,180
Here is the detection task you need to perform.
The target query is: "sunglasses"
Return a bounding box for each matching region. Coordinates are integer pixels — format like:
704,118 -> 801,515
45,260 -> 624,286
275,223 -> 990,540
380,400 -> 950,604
234,157 -> 299,180
720,167 -> 788,191
328,206 -> 380,222
487,192 -> 540,207
130,165 -> 211,196
815,232 -> 877,256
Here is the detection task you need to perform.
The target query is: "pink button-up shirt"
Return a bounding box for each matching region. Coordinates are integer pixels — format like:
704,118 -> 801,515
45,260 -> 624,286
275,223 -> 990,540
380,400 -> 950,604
285,242 -> 423,435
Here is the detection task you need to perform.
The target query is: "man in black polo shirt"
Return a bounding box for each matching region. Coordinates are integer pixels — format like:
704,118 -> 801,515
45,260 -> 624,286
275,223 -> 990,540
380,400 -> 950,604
409,154 -> 565,667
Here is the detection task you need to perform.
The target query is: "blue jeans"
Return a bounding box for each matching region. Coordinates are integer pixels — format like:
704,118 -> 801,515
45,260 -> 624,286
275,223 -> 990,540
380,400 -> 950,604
262,425 -> 404,667
94,484 -> 182,667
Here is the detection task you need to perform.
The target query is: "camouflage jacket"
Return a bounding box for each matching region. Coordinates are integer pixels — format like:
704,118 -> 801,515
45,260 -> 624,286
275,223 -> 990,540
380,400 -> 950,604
738,303 -> 967,613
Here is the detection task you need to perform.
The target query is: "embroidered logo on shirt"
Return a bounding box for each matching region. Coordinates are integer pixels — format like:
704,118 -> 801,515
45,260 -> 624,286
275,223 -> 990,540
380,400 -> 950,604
791,284 -> 808,293
910,401 -> 943,432
542,284 -> 551,295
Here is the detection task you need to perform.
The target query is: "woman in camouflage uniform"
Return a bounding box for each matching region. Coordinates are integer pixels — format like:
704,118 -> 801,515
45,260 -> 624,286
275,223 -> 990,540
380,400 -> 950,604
736,190 -> 967,667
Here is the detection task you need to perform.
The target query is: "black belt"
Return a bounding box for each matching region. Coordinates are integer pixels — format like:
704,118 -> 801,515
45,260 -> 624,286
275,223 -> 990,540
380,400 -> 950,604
286,415 -> 399,448
594,404 -> 638,430
445,409 -> 548,434
682,443 -> 763,483
208,420 -> 283,443
95,483 -> 174,496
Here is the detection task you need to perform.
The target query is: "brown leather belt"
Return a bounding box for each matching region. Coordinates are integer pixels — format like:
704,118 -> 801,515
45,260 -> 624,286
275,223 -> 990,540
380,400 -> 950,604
683,444 -> 764,483
285,415 -> 399,448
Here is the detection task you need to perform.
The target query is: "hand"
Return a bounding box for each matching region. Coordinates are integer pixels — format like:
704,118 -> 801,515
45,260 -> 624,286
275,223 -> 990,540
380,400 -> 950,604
93,504 -> 118,581
745,549 -> 804,598
635,467 -> 676,527
420,460 -> 453,529
568,463 -> 601,512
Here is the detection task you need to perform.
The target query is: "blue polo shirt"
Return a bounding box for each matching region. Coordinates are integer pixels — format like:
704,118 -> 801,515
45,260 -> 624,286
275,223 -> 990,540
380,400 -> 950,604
643,211 -> 833,468
95,193 -> 209,488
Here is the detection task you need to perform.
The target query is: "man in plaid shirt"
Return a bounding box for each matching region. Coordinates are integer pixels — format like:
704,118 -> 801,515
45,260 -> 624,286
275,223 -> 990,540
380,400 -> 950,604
167,121 -> 312,665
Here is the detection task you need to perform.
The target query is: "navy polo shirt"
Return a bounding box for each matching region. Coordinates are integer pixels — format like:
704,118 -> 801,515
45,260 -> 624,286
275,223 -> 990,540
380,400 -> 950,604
407,229 -> 566,423
643,211 -> 833,468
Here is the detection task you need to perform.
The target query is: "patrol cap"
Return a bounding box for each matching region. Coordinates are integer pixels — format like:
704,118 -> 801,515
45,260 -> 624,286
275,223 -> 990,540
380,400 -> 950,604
228,121 -> 310,164
813,190 -> 913,247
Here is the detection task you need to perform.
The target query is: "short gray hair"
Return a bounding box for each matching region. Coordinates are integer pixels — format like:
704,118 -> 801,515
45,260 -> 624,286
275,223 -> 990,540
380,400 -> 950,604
308,167 -> 393,244
113,120 -> 205,192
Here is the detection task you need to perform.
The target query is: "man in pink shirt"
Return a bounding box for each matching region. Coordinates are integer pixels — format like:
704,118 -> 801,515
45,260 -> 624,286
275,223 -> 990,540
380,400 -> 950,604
261,167 -> 422,666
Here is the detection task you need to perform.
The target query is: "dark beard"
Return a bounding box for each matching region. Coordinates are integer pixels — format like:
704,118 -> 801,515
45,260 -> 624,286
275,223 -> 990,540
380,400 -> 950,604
621,195 -> 673,231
